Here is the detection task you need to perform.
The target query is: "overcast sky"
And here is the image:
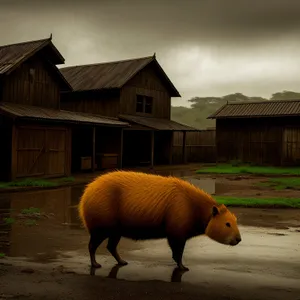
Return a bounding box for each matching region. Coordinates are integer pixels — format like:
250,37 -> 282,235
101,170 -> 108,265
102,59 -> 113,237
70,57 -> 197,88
1,0 -> 300,106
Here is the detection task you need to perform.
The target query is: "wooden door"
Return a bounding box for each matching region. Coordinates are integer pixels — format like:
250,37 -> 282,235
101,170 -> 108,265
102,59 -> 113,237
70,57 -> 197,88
46,129 -> 66,175
16,126 -> 68,178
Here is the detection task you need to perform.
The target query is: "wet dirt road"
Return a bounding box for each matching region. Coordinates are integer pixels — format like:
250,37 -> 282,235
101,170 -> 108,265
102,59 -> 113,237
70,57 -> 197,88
1,178 -> 300,300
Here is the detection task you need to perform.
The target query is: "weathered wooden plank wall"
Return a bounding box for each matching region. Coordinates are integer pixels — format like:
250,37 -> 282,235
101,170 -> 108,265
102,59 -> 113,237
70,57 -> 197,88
2,56 -> 61,109
216,117 -> 300,166
172,129 -> 216,164
60,90 -> 121,117
13,124 -> 71,179
120,63 -> 171,118
282,127 -> 300,165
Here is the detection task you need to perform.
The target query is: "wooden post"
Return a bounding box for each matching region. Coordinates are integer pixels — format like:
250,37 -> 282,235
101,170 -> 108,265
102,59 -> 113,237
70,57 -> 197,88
92,126 -> 96,172
182,131 -> 187,164
260,130 -> 263,165
151,130 -> 155,168
215,126 -> 218,164
10,124 -> 18,181
280,127 -> 284,166
66,128 -> 72,176
169,131 -> 173,165
119,128 -> 124,169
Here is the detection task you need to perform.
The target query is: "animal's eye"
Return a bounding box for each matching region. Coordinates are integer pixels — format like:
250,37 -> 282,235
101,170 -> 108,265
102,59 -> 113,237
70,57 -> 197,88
226,222 -> 231,227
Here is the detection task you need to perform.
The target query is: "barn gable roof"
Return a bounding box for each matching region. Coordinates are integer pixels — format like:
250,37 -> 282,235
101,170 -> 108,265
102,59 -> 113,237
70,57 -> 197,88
59,55 -> 181,97
0,36 -> 71,91
208,99 -> 300,119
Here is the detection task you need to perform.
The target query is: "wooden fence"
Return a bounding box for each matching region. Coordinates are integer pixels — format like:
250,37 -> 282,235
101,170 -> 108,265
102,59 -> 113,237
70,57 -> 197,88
172,129 -> 216,164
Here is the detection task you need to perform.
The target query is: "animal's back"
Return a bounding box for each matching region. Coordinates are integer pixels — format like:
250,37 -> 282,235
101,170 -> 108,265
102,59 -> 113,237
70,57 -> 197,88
78,171 -> 180,233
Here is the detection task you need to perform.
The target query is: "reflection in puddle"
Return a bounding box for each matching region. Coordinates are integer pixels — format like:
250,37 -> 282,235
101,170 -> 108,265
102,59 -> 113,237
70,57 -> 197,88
183,177 -> 216,194
0,175 -> 299,271
0,186 -> 84,259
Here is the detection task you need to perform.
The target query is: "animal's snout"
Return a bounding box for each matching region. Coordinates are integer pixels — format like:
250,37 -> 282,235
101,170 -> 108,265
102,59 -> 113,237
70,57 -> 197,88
230,235 -> 241,246
236,236 -> 241,244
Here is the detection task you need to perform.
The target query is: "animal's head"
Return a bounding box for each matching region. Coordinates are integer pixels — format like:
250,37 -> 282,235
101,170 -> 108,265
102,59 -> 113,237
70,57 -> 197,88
205,204 -> 241,246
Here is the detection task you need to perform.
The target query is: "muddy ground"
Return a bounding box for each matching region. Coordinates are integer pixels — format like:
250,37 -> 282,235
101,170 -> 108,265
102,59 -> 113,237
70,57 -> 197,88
1,169 -> 300,300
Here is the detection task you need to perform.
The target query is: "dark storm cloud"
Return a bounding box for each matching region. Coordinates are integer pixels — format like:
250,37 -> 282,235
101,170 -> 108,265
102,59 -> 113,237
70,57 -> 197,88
1,0 -> 300,105
2,0 -> 300,46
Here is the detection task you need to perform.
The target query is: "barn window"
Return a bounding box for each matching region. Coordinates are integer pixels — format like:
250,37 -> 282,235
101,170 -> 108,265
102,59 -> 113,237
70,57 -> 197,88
145,96 -> 153,114
135,95 -> 153,114
136,95 -> 144,112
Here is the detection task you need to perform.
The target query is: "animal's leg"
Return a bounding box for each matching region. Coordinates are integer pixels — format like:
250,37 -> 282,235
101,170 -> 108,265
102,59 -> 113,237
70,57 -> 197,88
89,229 -> 107,268
167,236 -> 189,271
107,235 -> 128,265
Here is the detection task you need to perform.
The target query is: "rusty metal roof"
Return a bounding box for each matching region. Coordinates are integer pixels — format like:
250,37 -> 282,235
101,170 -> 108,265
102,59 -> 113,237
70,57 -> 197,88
208,99 -> 300,119
0,102 -> 129,127
60,55 -> 181,97
119,114 -> 198,131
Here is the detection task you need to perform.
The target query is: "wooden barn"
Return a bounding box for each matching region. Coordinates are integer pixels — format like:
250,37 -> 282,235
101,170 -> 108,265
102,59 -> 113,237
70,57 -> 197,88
60,54 -> 197,168
0,36 -> 129,181
208,99 -> 300,166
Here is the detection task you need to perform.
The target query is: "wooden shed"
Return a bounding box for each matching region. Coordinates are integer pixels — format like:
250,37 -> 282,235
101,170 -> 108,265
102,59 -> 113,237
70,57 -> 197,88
0,36 -> 129,181
59,54 -> 198,168
208,99 -> 300,166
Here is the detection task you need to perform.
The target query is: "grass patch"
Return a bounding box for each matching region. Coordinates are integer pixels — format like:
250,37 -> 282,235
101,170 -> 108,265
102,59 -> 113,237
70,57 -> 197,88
56,176 -> 75,183
196,164 -> 300,176
0,253 -> 5,258
21,207 -> 41,215
0,176 -> 75,189
215,196 -> 300,208
256,177 -> 300,190
3,217 -> 15,225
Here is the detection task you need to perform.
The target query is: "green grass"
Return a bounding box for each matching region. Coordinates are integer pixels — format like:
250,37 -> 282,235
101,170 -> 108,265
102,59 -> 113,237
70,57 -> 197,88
21,207 -> 41,215
0,253 -> 5,258
0,176 -> 75,189
196,164 -> 300,176
256,177 -> 300,190
56,176 -> 75,183
3,217 -> 15,225
215,196 -> 300,208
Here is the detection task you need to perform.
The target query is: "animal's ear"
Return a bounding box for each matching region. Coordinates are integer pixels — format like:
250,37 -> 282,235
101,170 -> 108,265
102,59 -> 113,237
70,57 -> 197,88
219,204 -> 227,213
212,205 -> 219,217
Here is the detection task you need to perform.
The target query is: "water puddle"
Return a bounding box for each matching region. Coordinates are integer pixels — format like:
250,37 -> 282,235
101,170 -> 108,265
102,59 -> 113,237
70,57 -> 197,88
183,177 -> 216,194
0,175 -> 299,268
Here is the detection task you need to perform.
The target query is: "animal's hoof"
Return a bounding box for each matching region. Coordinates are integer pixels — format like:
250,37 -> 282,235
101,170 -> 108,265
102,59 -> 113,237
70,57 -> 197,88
178,265 -> 189,271
91,262 -> 102,268
118,260 -> 128,266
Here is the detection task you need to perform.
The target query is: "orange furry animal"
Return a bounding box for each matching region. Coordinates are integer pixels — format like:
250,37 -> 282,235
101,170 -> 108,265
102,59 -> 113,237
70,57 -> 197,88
78,170 -> 242,271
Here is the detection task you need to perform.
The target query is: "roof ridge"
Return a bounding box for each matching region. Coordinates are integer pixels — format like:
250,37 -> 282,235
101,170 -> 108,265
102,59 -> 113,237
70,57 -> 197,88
227,99 -> 300,105
0,37 -> 51,49
60,55 -> 154,70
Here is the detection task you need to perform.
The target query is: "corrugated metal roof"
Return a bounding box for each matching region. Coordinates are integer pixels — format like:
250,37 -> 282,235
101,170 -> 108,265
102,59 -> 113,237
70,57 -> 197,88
60,56 -> 181,97
0,102 -> 129,127
119,114 -> 198,131
0,37 -> 65,75
208,99 -> 300,119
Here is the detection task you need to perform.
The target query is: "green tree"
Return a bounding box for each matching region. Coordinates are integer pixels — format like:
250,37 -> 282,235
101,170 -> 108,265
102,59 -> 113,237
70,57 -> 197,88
270,91 -> 300,100
171,90 -> 300,129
